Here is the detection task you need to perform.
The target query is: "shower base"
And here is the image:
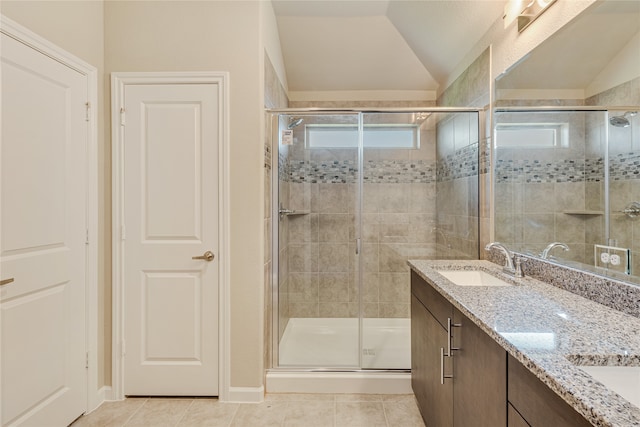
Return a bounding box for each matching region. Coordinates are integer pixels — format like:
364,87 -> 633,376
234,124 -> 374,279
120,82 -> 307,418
279,317 -> 411,368
267,317 -> 412,394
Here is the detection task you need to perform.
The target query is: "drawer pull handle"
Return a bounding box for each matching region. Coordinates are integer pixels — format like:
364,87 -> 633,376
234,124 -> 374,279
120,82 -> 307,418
447,317 -> 461,356
440,347 -> 453,384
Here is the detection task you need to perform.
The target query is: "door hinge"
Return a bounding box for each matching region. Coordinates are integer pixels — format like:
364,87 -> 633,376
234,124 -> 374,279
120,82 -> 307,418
85,102 -> 91,122
122,339 -> 126,357
120,107 -> 126,126
85,351 -> 89,369
121,225 -> 126,240
85,228 -> 89,245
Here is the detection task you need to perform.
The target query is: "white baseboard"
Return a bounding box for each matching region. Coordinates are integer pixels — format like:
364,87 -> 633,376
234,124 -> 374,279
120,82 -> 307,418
100,385 -> 115,402
225,386 -> 265,403
85,386 -> 114,415
265,371 -> 412,394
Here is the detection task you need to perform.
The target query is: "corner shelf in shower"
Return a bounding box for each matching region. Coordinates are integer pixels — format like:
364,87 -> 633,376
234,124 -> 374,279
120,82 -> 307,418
279,210 -> 310,220
562,210 -> 604,215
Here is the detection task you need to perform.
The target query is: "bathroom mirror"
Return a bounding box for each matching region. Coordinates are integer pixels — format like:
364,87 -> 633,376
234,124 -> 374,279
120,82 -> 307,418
493,0 -> 640,284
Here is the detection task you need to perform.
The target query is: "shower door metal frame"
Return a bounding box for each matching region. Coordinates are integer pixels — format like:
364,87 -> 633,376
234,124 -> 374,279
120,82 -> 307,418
268,107 -> 484,372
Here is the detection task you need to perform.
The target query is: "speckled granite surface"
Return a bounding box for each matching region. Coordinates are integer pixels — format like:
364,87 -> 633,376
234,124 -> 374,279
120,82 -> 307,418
408,259 -> 640,427
486,249 -> 640,318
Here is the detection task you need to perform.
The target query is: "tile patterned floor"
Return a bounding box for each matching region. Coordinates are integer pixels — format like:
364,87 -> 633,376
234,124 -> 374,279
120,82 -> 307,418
71,393 -> 426,427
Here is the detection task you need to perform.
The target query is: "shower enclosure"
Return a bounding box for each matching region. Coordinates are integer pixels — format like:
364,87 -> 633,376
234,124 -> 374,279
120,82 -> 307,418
269,109 -> 481,375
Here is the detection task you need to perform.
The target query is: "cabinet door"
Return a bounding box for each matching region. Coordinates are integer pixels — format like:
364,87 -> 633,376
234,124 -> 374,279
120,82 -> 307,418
508,355 -> 591,427
411,295 -> 453,427
453,308 -> 507,427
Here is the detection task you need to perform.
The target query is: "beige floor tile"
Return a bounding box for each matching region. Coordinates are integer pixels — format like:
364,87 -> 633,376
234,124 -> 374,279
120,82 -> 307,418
383,398 -> 425,427
380,394 -> 417,402
72,398 -> 147,427
126,398 -> 193,426
177,399 -> 239,427
335,402 -> 387,427
283,401 -> 335,427
334,394 -> 384,402
230,401 -> 288,427
265,393 -> 335,402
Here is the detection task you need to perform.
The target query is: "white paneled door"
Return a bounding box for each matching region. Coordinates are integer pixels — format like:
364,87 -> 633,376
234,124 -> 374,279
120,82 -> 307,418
1,34 -> 88,425
122,83 -> 219,395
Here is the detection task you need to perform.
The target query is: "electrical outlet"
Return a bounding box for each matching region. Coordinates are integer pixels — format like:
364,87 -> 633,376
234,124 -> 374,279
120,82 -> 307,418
594,244 -> 631,274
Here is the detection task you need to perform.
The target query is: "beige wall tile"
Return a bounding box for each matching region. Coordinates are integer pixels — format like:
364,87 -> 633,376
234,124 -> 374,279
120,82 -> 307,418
319,302 -> 350,318
318,214 -> 352,242
289,243 -> 319,272
318,243 -> 350,272
318,273 -> 349,302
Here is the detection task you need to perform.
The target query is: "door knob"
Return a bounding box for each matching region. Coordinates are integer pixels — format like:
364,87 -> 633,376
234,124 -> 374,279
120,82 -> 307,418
0,278 -> 15,286
192,251 -> 215,262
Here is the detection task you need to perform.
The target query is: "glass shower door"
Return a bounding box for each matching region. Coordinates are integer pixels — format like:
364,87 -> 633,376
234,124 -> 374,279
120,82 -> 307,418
275,113 -> 362,368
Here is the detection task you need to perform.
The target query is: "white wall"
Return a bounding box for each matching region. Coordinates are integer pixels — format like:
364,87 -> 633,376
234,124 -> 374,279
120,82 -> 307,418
105,1 -> 265,389
0,0 -> 108,387
446,0 -> 597,89
261,0 -> 288,94
587,31 -> 640,98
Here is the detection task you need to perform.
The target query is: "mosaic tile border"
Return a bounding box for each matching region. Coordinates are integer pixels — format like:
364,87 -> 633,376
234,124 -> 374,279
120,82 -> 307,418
611,151 -> 640,181
284,159 -> 436,184
436,144 -> 480,182
496,152 -> 640,184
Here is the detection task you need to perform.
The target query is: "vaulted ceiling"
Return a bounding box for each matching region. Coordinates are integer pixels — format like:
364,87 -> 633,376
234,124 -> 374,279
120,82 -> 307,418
272,0 -> 507,95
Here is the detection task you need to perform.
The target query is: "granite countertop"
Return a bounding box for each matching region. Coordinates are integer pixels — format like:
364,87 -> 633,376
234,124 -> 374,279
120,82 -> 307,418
408,259 -> 640,427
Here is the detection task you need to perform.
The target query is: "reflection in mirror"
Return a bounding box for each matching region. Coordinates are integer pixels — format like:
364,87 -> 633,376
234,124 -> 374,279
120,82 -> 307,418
493,0 -> 640,285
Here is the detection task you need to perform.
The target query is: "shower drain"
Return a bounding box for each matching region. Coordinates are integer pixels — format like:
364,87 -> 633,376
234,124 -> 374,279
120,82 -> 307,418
362,348 -> 376,356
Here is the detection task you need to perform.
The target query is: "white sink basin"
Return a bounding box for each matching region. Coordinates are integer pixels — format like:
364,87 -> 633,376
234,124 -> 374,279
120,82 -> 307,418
579,366 -> 640,408
438,270 -> 512,287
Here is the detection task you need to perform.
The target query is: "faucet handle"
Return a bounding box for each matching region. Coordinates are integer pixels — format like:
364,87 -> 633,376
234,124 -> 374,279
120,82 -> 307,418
513,256 -> 525,278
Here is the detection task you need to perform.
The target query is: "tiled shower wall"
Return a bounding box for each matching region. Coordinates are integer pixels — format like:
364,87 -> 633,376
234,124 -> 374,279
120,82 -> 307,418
282,116 -> 437,319
435,47 -> 489,259
493,107 -> 599,264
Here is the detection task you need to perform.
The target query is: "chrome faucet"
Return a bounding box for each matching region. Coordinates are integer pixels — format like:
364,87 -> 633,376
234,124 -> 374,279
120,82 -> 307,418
485,242 -> 524,277
540,242 -> 569,259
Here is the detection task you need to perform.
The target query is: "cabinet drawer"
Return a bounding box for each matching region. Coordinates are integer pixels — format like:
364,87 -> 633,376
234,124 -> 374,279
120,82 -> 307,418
508,355 -> 591,427
411,270 -> 452,329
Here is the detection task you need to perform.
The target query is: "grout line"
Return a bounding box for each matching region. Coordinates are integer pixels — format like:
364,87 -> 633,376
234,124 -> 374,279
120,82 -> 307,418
227,401 -> 240,427
121,397 -> 148,426
173,399 -> 195,426
381,401 -> 391,427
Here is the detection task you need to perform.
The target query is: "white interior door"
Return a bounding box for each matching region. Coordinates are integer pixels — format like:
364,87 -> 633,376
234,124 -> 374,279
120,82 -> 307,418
122,83 -> 219,396
1,33 -> 87,426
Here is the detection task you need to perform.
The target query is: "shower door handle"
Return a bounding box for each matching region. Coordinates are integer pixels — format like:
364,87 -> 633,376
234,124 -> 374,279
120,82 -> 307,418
355,238 -> 361,255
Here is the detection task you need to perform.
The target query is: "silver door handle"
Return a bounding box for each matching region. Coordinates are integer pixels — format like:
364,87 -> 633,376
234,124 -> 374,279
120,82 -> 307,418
1,278 -> 15,286
192,251 -> 215,262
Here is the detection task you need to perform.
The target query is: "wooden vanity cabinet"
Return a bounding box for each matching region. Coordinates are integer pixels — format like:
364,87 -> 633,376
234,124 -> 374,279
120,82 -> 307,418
411,271 -> 506,427
507,354 -> 592,427
452,307 -> 506,426
411,271 -> 453,427
411,270 -> 593,427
